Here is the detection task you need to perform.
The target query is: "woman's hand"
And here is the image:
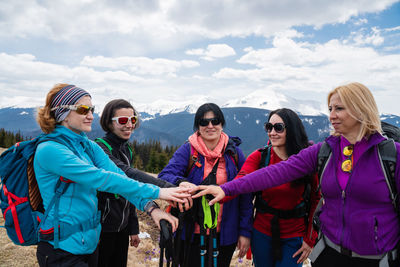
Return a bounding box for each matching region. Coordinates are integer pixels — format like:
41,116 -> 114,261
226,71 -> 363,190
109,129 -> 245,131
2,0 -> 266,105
150,208 -> 179,232
237,236 -> 250,258
292,241 -> 312,264
176,182 -> 195,211
158,187 -> 191,203
130,234 -> 140,247
190,185 -> 225,205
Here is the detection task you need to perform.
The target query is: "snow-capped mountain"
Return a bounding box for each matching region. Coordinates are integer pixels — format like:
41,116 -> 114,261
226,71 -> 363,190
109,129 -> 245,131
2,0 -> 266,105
222,89 -> 325,116
136,89 -> 325,118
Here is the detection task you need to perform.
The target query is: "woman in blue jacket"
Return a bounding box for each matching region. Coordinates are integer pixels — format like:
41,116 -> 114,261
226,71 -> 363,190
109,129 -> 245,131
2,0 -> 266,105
158,103 -> 253,267
34,83 -> 190,267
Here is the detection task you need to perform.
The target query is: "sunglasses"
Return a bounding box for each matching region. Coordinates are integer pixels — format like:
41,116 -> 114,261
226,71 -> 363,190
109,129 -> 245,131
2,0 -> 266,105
199,117 -> 221,127
52,104 -> 95,115
264,122 -> 286,133
112,116 -> 138,125
341,145 -> 354,173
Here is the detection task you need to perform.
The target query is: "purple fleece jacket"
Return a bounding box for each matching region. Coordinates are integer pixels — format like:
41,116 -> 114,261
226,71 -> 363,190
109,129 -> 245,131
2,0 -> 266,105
222,133 -> 400,256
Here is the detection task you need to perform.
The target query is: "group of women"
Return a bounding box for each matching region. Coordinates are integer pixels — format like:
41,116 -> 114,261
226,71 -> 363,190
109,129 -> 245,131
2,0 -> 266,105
33,81 -> 400,267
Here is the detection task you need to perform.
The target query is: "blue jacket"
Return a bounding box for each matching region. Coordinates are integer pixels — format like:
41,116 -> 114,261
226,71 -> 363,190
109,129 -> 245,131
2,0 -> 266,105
158,137 -> 253,246
222,133 -> 400,255
34,125 -> 159,254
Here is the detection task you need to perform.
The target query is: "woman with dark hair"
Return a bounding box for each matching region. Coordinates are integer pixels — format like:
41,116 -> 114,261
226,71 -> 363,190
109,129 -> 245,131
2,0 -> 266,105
96,99 -> 178,267
229,108 -> 320,267
158,103 -> 253,267
193,82 -> 400,267
34,84 -> 189,267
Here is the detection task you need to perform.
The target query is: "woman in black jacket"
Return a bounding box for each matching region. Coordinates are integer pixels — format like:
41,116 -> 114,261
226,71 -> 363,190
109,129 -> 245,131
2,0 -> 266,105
96,99 -> 175,267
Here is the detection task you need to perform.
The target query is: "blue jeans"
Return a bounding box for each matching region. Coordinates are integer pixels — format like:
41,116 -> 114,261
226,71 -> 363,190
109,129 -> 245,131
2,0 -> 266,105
251,228 -> 303,267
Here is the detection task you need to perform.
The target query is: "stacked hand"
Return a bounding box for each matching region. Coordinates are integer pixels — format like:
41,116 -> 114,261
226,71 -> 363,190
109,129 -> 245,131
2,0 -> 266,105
190,185 -> 225,205
158,187 -> 192,203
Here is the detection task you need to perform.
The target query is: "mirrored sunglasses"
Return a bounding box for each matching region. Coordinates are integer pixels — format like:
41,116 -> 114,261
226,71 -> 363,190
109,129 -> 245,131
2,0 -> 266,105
199,117 -> 221,127
264,122 -> 285,133
341,145 -> 354,173
52,104 -> 95,115
112,116 -> 138,125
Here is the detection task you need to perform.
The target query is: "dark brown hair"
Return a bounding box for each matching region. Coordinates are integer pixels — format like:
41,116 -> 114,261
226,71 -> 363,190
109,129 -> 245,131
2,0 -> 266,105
100,99 -> 140,133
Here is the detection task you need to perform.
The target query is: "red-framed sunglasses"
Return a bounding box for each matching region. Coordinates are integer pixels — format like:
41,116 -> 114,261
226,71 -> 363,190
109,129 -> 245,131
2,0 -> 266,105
112,116 -> 138,125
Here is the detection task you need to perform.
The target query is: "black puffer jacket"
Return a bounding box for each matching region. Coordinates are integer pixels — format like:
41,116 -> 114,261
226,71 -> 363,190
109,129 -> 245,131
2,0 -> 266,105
96,132 -> 174,234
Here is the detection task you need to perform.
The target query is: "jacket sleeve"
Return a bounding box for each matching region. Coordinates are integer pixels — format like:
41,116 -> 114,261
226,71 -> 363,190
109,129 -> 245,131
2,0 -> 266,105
221,149 -> 261,203
158,143 -> 191,185
96,141 -> 175,188
303,173 -> 321,247
235,147 -> 254,238
221,143 -> 321,196
36,140 -> 159,211
128,205 -> 139,235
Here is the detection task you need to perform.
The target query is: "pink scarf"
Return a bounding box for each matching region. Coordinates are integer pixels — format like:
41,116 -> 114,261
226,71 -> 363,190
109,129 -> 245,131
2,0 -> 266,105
188,131 -> 229,233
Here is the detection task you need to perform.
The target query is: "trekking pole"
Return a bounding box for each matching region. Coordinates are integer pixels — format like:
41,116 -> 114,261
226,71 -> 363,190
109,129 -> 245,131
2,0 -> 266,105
159,219 -> 173,267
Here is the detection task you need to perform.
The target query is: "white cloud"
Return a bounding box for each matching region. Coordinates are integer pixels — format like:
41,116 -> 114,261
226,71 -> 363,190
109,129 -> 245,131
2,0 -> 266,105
352,27 -> 384,46
213,32 -> 400,102
186,44 -> 236,61
80,56 -> 199,75
1,0 -> 397,42
354,18 -> 368,26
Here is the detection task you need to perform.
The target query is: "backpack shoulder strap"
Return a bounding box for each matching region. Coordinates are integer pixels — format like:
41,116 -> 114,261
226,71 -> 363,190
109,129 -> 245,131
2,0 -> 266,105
255,145 -> 272,200
95,138 -> 112,153
185,144 -> 201,177
258,145 -> 272,169
378,139 -> 398,209
317,142 -> 332,190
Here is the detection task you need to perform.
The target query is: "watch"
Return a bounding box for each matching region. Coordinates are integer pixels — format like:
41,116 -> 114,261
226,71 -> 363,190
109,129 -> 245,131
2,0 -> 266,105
144,201 -> 160,216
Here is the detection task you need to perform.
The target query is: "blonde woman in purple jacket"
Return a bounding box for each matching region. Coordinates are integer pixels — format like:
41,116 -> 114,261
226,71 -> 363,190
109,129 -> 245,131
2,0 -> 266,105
192,82 -> 400,267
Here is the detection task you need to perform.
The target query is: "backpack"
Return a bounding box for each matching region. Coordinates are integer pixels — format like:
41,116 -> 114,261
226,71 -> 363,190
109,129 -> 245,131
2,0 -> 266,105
0,135 -> 87,247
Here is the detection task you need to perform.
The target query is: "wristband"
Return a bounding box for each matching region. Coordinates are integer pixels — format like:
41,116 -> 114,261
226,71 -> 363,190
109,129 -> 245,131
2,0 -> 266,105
144,201 -> 160,216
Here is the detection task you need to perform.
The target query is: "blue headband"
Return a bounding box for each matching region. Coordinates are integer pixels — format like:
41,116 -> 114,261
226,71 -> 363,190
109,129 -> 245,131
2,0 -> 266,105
50,85 -> 91,122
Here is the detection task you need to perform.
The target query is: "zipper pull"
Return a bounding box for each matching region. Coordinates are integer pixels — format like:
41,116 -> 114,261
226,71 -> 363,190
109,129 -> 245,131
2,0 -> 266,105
342,190 -> 346,199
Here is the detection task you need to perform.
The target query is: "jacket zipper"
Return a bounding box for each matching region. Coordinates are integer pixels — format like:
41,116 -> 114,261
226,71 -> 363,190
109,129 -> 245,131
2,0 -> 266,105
118,200 -> 129,232
340,189 -> 346,247
374,216 -> 379,252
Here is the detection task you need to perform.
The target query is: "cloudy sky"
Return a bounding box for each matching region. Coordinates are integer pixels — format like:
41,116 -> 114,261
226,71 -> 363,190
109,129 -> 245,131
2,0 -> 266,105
0,0 -> 399,115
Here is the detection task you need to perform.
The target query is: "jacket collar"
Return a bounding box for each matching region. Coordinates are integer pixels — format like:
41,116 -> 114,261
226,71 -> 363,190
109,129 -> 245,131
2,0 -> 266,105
325,132 -> 386,151
104,131 -> 128,149
47,125 -> 90,146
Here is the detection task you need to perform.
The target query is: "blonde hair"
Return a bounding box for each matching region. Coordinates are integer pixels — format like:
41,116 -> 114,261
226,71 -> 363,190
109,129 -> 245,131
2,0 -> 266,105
327,82 -> 382,141
36,83 -> 69,134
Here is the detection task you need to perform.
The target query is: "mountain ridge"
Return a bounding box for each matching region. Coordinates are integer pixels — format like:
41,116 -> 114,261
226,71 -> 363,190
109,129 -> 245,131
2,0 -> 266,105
1,106 -> 399,155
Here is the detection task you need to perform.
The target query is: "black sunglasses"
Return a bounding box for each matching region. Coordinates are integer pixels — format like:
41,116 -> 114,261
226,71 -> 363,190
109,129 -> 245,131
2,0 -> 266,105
264,122 -> 286,133
199,117 -> 221,127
